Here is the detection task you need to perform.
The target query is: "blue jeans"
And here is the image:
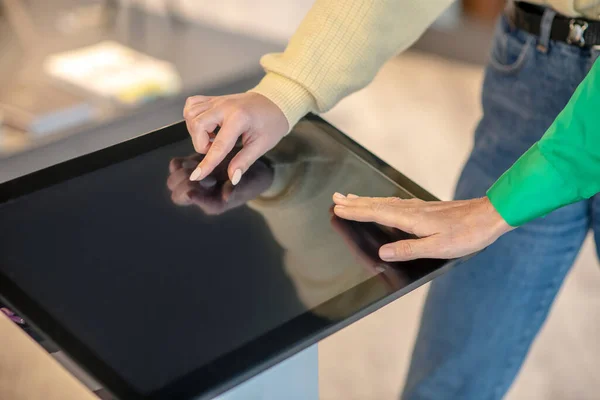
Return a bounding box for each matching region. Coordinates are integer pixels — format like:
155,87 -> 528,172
403,13 -> 600,400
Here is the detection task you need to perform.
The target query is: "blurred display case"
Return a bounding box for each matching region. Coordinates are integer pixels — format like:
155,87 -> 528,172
0,0 -> 279,161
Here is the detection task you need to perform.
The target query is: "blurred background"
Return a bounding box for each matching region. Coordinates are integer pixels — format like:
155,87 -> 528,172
1,1 -> 599,399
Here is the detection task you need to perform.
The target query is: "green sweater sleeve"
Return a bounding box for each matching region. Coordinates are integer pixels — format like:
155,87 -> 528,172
487,58 -> 600,227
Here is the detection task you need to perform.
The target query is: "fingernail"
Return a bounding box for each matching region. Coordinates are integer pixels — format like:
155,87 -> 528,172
347,193 -> 359,199
199,176 -> 217,188
380,246 -> 395,260
190,167 -> 202,181
334,205 -> 345,210
223,187 -> 234,203
334,192 -> 345,199
231,169 -> 242,186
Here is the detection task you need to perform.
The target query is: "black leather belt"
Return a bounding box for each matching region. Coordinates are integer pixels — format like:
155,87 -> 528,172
509,2 -> 600,47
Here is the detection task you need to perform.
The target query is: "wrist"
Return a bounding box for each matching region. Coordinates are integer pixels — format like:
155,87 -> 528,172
481,196 -> 513,236
249,72 -> 316,132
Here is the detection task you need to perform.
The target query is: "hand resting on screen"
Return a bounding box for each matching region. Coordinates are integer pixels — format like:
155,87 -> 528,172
167,152 -> 274,215
332,194 -> 513,261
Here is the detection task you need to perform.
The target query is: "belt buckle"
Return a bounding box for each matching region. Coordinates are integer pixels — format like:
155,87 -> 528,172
567,19 -> 588,47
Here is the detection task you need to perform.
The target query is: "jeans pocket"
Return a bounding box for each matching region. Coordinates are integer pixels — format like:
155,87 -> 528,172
489,15 -> 535,74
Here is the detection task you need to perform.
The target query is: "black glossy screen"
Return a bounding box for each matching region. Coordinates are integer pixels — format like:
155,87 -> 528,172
0,121 -> 414,395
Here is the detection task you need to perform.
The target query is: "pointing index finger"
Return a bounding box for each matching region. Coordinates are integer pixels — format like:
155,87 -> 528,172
193,116 -> 248,181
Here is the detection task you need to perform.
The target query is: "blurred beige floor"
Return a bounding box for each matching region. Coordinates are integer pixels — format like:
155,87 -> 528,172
319,51 -> 600,400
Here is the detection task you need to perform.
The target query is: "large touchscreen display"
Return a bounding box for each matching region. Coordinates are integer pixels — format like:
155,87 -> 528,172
0,121 -> 413,394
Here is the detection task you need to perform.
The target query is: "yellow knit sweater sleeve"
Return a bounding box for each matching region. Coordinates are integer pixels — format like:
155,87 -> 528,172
249,0 -> 454,130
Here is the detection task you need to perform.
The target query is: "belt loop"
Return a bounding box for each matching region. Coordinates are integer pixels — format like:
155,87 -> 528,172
537,8 -> 557,53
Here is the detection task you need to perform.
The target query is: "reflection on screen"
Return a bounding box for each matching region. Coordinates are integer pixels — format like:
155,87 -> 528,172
0,121 -> 411,394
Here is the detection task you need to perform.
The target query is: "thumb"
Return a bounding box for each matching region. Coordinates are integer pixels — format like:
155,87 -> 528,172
379,236 -> 443,262
227,139 -> 272,185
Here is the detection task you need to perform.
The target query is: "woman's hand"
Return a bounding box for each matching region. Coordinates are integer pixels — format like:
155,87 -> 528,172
332,194 -> 513,261
183,92 -> 288,185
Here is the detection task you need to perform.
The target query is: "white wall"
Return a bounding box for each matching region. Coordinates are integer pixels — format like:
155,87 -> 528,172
117,0 -> 312,42
118,0 -> 460,43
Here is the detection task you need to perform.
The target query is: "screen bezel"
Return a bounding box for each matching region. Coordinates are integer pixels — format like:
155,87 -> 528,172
0,115 -> 454,400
